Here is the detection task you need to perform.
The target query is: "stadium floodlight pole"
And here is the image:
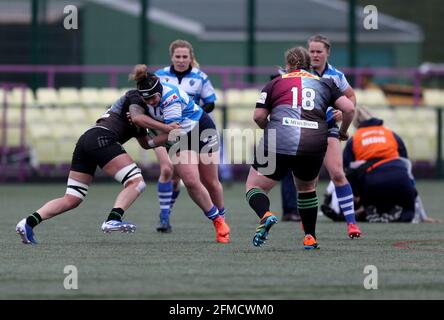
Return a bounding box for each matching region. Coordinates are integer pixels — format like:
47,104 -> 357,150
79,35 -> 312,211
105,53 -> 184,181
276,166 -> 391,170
140,0 -> 149,65
348,0 -> 357,87
246,0 -> 256,84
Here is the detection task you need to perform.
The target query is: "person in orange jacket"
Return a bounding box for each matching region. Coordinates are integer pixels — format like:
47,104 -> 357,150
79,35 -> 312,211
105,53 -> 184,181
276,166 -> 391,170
341,106 -> 425,222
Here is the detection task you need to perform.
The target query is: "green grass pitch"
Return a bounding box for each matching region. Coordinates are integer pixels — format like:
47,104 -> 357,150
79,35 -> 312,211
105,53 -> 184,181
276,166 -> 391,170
1,181 -> 443,299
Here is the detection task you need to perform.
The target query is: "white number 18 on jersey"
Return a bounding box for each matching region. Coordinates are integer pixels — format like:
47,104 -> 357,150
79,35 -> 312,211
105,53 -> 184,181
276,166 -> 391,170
291,87 -> 316,110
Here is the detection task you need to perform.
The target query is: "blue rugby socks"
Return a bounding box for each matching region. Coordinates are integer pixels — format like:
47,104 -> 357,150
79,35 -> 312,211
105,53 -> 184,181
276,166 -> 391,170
336,184 -> 356,224
170,189 -> 180,209
158,180 -> 173,218
205,205 -> 219,220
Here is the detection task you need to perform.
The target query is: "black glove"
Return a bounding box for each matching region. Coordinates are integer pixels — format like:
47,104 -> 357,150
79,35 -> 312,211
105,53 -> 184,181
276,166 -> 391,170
201,102 -> 215,113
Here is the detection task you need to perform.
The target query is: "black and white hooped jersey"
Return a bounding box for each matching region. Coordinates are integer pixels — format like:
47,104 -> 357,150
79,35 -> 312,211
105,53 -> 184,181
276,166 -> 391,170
95,90 -> 148,144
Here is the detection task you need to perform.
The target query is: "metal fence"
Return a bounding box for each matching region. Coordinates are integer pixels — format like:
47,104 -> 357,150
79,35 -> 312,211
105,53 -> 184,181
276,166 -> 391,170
1,65 -> 444,181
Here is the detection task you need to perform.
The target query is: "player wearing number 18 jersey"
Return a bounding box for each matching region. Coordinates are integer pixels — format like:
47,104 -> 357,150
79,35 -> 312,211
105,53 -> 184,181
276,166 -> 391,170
259,69 -> 338,157
245,47 -> 354,249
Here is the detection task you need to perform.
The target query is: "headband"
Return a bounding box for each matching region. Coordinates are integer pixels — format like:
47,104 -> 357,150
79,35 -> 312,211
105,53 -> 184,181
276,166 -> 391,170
138,79 -> 162,99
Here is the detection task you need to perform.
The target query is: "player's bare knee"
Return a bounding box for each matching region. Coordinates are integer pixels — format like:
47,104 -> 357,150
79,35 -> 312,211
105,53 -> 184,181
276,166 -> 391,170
207,179 -> 222,192
137,179 -> 147,194
296,180 -> 316,192
126,178 -> 146,194
159,165 -> 173,180
65,195 -> 83,209
330,169 -> 346,185
182,177 -> 200,191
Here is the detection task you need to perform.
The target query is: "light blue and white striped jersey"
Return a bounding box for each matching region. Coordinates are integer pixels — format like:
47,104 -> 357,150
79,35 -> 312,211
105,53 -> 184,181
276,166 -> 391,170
314,63 -> 350,125
155,66 -> 216,105
146,82 -> 203,133
315,63 -> 350,92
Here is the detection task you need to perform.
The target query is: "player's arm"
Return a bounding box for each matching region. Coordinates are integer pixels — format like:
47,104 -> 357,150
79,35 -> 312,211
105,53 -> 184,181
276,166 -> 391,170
338,72 -> 356,106
334,96 -> 354,140
254,83 -> 273,129
136,135 -> 150,149
149,132 -> 169,148
134,132 -> 169,150
200,88 -> 216,113
201,102 -> 215,113
331,86 -> 355,123
325,78 -> 354,140
129,104 -> 178,133
144,130 -> 181,149
253,108 -> 269,129
343,86 -> 356,106
200,72 -> 216,113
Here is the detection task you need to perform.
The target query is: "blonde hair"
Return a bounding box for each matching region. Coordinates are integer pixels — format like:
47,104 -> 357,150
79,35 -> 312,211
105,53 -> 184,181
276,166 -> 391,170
308,34 -> 331,53
285,46 -> 311,72
169,39 -> 199,68
353,105 -> 373,128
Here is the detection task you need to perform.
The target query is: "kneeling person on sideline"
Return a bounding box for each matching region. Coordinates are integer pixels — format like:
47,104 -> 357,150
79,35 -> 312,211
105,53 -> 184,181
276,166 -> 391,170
336,106 -> 438,223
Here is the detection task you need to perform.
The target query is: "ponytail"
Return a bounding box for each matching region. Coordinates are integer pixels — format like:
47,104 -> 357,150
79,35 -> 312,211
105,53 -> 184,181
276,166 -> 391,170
129,64 -> 148,82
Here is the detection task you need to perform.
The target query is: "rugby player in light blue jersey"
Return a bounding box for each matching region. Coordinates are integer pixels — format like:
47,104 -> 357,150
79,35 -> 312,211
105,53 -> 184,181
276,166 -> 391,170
309,34 -> 361,239
152,40 -> 223,233
128,65 -> 230,243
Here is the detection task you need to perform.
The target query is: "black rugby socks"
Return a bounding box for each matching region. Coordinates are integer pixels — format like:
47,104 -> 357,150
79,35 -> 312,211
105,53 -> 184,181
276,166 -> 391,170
106,207 -> 125,222
298,191 -> 318,238
26,212 -> 43,228
246,188 -> 270,220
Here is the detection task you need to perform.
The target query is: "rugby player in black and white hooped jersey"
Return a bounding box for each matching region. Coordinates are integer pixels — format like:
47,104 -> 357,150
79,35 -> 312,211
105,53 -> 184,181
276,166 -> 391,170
15,66 -> 179,244
245,47 -> 355,249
